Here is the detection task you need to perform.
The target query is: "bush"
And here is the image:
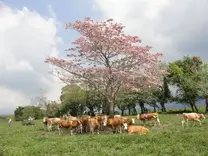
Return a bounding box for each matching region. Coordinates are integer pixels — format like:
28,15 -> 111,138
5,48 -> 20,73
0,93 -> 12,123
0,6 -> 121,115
21,120 -> 35,126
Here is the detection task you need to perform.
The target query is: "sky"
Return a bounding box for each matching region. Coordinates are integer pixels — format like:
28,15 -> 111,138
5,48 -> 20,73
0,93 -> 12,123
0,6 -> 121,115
0,0 -> 207,114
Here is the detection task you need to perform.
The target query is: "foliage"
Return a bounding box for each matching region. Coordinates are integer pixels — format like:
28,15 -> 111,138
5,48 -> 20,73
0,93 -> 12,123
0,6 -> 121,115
59,84 -> 87,116
167,56 -> 202,112
45,101 -> 61,117
45,18 -> 166,115
198,62 -> 208,113
153,77 -> 171,112
14,106 -> 24,121
14,106 -> 44,121
85,88 -> 104,115
1,115 -> 208,156
198,62 -> 208,97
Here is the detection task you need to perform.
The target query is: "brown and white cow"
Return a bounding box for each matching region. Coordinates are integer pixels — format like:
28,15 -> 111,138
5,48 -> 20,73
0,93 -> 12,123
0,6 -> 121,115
103,116 -> 123,133
94,114 -> 108,131
79,115 -> 91,133
43,117 -> 62,131
181,113 -> 206,127
136,112 -> 160,126
103,115 -> 135,133
58,119 -> 83,135
88,118 -> 100,134
123,123 -> 151,135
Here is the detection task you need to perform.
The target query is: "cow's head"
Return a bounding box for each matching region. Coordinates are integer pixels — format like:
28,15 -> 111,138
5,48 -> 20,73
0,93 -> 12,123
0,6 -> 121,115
200,114 -> 206,119
43,117 -> 47,123
123,123 -> 128,130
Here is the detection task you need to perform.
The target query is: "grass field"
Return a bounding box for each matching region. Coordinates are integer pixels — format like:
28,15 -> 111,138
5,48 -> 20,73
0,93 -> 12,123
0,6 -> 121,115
0,114 -> 208,156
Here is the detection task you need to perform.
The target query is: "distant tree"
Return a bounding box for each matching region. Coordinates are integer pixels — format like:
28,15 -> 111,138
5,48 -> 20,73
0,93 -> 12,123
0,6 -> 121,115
14,106 -> 24,121
85,88 -> 104,115
45,18 -> 166,116
198,62 -> 208,113
60,85 -> 87,116
14,106 -> 44,121
30,89 -> 48,110
22,106 -> 44,119
153,77 -> 171,112
45,101 -> 61,117
168,56 -> 202,112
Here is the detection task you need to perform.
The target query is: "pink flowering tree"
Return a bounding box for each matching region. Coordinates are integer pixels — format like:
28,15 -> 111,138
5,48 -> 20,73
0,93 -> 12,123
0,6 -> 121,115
45,18 -> 166,115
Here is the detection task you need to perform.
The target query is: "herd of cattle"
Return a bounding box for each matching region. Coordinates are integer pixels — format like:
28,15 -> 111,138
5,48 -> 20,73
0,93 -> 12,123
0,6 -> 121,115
42,112 -> 206,135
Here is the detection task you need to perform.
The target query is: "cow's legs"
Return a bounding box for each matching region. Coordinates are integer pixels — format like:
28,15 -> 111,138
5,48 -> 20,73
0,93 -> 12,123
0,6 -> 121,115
194,119 -> 202,125
58,127 -> 61,135
186,120 -> 189,127
118,126 -> 122,133
157,118 -> 161,126
142,120 -> 146,126
70,129 -> 73,135
181,119 -> 185,127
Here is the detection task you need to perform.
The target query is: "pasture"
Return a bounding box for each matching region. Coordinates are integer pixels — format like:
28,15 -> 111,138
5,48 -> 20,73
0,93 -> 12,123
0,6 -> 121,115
0,114 -> 208,156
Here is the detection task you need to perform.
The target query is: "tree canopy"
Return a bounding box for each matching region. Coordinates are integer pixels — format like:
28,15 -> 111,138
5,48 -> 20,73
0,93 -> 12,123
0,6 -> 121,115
45,18 -> 166,115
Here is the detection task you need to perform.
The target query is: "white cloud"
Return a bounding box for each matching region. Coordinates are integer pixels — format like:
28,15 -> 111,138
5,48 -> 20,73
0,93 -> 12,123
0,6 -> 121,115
93,0 -> 208,62
0,4 -> 65,114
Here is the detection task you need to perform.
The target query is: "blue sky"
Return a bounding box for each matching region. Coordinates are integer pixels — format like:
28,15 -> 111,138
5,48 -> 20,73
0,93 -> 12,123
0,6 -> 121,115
3,0 -> 101,55
1,0 -> 208,114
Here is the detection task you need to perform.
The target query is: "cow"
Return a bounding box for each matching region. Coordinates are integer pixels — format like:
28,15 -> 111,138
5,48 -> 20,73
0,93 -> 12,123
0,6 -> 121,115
43,117 -> 61,131
94,114 -> 108,131
137,112 -> 160,126
123,123 -> 151,135
103,116 -> 122,133
58,119 -> 83,135
88,118 -> 100,134
181,113 -> 206,127
79,115 -> 91,133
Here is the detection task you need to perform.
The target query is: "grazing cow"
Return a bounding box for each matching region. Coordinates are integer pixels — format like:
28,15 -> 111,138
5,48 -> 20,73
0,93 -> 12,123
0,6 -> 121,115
103,116 -> 123,133
181,113 -> 206,127
58,119 -> 83,135
123,123 -> 151,135
88,118 -> 100,134
137,112 -> 160,126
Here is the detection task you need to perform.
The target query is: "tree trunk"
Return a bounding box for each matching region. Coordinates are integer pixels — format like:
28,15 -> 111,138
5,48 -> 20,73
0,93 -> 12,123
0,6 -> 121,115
109,102 -> 115,116
133,107 -> 137,115
193,103 -> 198,112
190,103 -> 194,112
160,102 -> 167,112
139,102 -> 145,114
121,109 -> 124,116
128,108 -> 131,115
153,105 -> 156,112
205,96 -> 208,113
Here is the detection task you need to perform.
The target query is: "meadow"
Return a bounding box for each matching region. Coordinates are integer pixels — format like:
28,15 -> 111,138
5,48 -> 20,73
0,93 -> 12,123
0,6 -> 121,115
0,114 -> 208,156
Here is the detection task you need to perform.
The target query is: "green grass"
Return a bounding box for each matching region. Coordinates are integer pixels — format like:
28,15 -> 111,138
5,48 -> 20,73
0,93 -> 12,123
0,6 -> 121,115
0,114 -> 208,156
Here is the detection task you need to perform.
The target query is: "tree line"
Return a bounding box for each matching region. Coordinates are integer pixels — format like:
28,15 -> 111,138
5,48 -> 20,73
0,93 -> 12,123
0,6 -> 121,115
14,55 -> 208,120
14,18 -> 208,119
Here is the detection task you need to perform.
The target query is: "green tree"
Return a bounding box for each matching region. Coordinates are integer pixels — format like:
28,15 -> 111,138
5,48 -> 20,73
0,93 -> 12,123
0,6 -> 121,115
60,84 -> 87,116
45,101 -> 61,117
22,106 -> 44,119
14,106 -> 24,121
153,77 -> 171,112
198,62 -> 208,113
168,56 -> 202,112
